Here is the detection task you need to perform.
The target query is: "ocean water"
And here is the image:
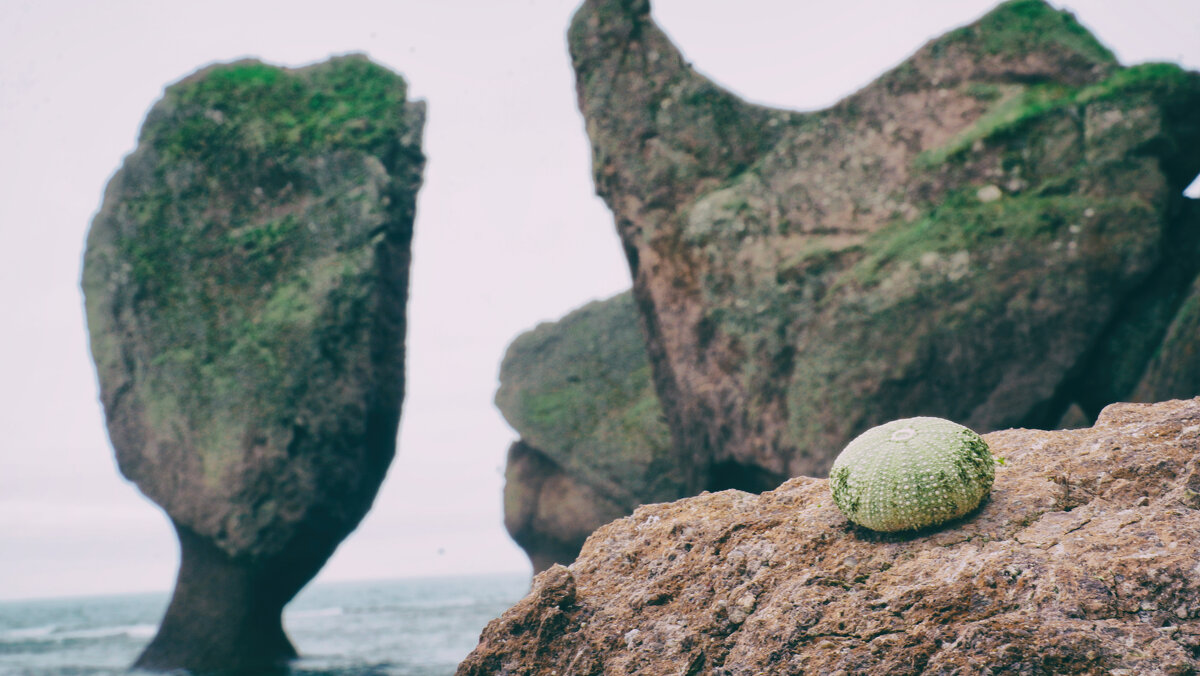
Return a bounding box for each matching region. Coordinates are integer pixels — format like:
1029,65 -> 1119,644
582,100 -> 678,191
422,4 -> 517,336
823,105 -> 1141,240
0,573 -> 530,676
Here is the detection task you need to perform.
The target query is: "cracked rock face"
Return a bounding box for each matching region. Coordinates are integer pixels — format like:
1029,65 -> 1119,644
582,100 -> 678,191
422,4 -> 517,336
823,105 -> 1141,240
82,55 -> 424,672
461,397 -> 1200,674
496,0 -> 1200,569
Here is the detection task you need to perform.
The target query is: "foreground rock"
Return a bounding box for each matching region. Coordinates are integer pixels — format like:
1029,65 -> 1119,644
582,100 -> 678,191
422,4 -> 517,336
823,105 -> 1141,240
82,56 -> 424,672
461,397 -> 1200,674
498,0 -> 1200,569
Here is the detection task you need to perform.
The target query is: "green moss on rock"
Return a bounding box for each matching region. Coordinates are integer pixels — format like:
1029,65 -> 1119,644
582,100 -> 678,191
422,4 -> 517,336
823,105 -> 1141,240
82,54 -> 424,557
82,53 -> 425,673
935,0 -> 1115,65
496,292 -> 679,506
149,56 -> 411,167
918,63 -> 1199,169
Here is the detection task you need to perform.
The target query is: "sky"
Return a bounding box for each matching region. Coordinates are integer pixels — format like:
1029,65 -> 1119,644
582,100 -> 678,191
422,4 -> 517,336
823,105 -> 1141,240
1,0 -> 1197,601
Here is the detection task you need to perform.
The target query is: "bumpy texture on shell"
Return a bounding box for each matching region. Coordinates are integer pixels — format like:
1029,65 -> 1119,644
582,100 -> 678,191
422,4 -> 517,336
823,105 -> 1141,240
830,417 -> 994,532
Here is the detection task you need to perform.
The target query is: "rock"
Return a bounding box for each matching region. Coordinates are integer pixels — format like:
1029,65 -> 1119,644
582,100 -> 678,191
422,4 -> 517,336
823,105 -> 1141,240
81,55 -> 424,672
1133,200 -> 1200,401
500,0 -> 1200,567
503,440 -> 630,573
975,184 -> 1003,203
496,292 -> 685,571
460,397 -> 1200,674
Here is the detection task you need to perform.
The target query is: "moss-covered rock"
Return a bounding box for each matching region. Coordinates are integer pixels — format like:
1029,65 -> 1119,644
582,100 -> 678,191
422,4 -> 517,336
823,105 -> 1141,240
496,292 -> 681,569
500,0 -> 1200,570
82,55 -> 424,672
497,293 -> 675,500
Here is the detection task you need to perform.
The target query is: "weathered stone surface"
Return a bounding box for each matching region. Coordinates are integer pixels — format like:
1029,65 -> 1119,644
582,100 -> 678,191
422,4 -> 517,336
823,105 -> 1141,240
498,0 -> 1200,569
496,292 -> 683,571
82,55 -> 424,672
571,0 -> 1200,479
461,397 -> 1200,675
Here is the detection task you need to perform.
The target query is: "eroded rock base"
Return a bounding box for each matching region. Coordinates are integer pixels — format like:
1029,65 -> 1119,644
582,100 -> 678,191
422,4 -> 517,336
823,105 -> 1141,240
135,524 -> 313,672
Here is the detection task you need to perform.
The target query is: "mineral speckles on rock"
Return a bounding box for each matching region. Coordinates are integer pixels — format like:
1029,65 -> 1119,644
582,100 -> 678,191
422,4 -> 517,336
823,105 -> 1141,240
460,398 -> 1200,675
830,417 -> 995,532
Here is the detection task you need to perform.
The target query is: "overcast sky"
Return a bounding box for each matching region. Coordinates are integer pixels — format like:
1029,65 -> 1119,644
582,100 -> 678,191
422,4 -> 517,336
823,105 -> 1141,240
1,0 -> 1197,601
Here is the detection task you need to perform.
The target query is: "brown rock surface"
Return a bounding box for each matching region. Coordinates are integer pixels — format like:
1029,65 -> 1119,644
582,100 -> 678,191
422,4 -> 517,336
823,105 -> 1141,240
460,397 -> 1200,674
569,0 -> 1200,481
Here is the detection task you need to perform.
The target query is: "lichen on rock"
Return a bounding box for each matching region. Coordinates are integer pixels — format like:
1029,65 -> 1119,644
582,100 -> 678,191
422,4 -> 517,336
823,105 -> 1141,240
82,55 -> 424,672
829,417 -> 994,532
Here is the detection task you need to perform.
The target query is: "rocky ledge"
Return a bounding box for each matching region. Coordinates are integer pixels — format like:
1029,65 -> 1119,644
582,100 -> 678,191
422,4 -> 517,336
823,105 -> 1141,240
462,397 -> 1200,674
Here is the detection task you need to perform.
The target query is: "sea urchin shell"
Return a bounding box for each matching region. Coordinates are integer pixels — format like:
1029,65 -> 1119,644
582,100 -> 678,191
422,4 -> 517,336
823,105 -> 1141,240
829,417 -> 994,532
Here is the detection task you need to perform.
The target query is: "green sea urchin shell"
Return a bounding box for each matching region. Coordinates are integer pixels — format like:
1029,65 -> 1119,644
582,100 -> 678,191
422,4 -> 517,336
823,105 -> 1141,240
829,417 -> 994,532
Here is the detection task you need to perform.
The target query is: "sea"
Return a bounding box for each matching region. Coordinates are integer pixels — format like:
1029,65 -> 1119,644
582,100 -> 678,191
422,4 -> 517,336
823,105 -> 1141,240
0,573 -> 530,676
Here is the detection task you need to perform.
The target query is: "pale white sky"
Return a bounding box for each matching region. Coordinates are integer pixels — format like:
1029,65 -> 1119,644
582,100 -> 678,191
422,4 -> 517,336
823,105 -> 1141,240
0,0 -> 1197,601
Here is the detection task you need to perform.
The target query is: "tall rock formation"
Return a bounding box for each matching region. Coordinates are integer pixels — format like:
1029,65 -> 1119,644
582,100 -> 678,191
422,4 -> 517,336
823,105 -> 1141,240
495,0 -> 1200,570
81,55 -> 424,672
462,397 -> 1200,674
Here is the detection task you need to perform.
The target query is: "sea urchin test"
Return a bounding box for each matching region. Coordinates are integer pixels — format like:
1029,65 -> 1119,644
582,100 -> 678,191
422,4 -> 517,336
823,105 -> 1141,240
829,417 -> 994,532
